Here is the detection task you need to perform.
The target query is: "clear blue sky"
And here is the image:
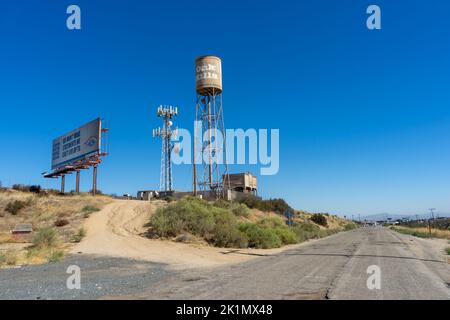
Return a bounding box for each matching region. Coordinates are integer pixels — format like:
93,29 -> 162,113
1,0 -> 450,217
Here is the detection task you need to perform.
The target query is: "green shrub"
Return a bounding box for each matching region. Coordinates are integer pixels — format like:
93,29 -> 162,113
274,227 -> 298,245
344,223 -> 358,231
150,197 -> 215,238
230,203 -> 250,217
162,196 -> 176,203
48,250 -> 64,263
213,219 -> 248,248
292,223 -> 323,242
82,205 -> 100,218
311,213 -> 328,227
150,197 -> 337,249
257,217 -> 285,229
71,228 -> 87,243
5,200 -> 27,215
445,247 -> 450,255
32,228 -> 59,248
213,199 -> 250,217
82,205 -> 100,213
238,223 -> 282,249
213,199 -> 230,209
238,197 -> 292,215
151,197 -> 249,247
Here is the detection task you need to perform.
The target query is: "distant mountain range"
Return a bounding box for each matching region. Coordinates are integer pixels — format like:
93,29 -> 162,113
361,212 -> 450,221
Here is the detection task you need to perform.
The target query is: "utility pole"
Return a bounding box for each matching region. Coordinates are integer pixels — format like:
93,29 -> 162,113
428,208 -> 436,236
429,208 -> 436,220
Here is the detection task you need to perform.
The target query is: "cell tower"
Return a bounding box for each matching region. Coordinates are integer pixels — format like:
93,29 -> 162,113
153,105 -> 178,192
193,55 -> 230,198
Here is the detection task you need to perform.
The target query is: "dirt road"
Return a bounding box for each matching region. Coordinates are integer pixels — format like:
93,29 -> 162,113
70,200 -> 288,269
134,227 -> 450,300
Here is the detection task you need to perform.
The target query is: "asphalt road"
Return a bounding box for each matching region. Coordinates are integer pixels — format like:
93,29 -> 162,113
1,227 -> 449,300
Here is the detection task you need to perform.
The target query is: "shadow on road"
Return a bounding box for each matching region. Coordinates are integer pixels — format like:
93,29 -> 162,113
282,252 -> 446,264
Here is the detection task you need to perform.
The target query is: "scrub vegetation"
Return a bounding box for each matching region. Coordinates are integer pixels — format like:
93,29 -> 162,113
149,197 -> 356,249
0,188 -> 111,267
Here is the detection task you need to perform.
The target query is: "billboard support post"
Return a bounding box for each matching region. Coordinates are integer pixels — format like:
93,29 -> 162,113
92,165 -> 98,196
75,170 -> 80,194
61,175 -> 65,194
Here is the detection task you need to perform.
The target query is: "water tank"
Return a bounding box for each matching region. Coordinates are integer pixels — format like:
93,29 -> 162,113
195,55 -> 222,95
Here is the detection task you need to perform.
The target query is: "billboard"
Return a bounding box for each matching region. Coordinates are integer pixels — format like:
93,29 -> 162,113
51,118 -> 101,170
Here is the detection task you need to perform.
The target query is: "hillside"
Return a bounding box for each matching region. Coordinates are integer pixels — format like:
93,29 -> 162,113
0,189 -> 111,266
1,190 -> 355,269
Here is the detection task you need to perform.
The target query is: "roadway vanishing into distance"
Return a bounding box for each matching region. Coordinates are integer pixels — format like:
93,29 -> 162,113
1,227 -> 449,300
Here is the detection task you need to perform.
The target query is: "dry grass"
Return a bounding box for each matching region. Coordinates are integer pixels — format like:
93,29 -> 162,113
392,225 -> 450,240
0,189 -> 111,266
0,249 -> 19,267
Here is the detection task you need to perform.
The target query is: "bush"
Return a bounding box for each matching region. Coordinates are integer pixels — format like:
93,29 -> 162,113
257,217 -> 285,229
150,197 -> 337,249
32,228 -> 59,248
213,199 -> 230,209
5,200 -> 27,215
238,223 -> 282,249
29,185 -> 41,193
162,196 -> 176,203
344,223 -> 358,231
213,200 -> 250,217
54,219 -> 69,227
238,197 -> 292,215
446,247 -> 450,255
48,250 -> 64,263
292,223 -> 323,242
311,214 -> 328,227
82,205 -> 100,218
230,203 -> 250,217
213,214 -> 248,248
71,228 -> 87,243
150,197 -> 249,247
273,227 -> 298,245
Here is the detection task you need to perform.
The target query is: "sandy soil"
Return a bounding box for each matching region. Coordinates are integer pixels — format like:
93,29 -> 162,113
71,199 -> 296,269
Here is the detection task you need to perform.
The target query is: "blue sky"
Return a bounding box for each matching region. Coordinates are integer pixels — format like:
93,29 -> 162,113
1,1 -> 450,217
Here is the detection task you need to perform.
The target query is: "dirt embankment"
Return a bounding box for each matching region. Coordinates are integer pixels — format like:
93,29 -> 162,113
0,190 -> 111,266
71,200 -> 298,269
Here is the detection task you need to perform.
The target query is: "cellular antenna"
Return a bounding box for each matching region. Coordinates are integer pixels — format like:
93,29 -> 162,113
153,105 -> 178,192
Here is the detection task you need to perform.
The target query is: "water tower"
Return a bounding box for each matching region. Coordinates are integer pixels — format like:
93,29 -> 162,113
193,55 -> 230,198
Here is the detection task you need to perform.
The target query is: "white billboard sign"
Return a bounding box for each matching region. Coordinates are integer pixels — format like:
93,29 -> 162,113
51,118 -> 101,170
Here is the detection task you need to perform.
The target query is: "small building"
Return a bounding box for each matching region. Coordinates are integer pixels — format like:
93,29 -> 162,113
137,190 -> 159,201
223,172 -> 258,195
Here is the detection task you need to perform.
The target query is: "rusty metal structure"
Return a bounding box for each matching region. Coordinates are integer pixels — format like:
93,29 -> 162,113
223,172 -> 258,195
193,55 -> 230,198
43,118 -> 109,195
